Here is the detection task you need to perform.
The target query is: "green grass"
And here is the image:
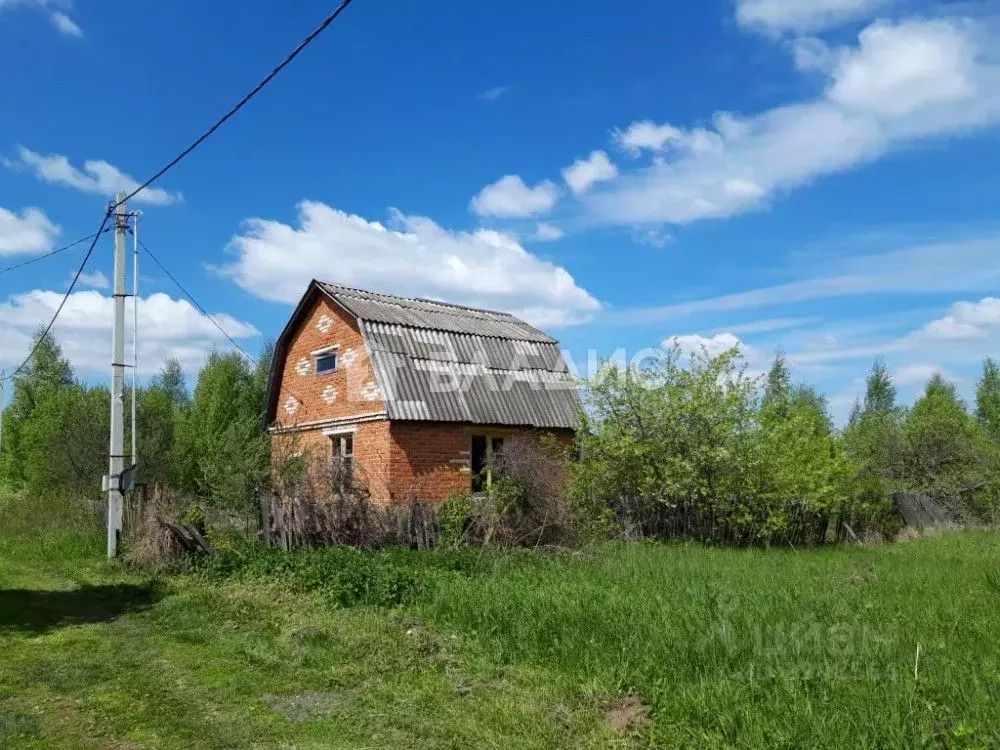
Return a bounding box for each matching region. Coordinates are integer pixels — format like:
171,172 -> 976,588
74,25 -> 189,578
1,530 -> 999,748
420,536 -> 1000,748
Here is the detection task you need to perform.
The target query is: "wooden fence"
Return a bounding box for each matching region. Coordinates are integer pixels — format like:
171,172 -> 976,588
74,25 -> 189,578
259,492 -> 439,551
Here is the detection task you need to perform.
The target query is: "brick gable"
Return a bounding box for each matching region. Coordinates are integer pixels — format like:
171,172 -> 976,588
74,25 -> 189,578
274,297 -> 385,427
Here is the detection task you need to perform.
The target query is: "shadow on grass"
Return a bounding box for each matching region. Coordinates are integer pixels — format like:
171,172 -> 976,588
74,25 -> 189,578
0,583 -> 163,634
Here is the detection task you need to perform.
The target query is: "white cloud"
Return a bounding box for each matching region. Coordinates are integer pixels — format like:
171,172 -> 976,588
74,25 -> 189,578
478,85 -> 511,102
76,270 -> 109,289
222,201 -> 601,328
6,146 -> 182,206
470,175 -> 558,218
780,297 -> 1000,370
0,1 -> 84,37
793,37 -> 841,72
588,18 -> 1000,227
613,120 -> 687,155
632,227 -> 672,248
663,332 -> 750,359
829,20 -> 977,117
562,150 -> 618,195
533,222 -> 565,241
736,0 -> 890,34
50,10 -> 80,36
920,298 -> 1000,341
0,206 -> 58,255
0,290 -> 259,375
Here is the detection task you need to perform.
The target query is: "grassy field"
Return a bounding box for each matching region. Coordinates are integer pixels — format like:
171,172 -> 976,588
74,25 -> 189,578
1,530 -> 998,749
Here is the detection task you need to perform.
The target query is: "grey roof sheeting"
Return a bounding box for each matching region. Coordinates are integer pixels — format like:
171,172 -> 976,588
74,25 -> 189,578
362,321 -> 580,429
319,282 -> 556,343
313,282 -> 580,430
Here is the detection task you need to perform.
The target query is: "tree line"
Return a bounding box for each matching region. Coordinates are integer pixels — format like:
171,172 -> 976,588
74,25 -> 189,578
0,329 -> 271,516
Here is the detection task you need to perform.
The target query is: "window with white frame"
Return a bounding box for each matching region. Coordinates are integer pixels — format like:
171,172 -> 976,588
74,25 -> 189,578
314,349 -> 337,375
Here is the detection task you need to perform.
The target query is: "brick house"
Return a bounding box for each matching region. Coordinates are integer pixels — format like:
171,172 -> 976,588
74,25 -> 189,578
265,281 -> 580,504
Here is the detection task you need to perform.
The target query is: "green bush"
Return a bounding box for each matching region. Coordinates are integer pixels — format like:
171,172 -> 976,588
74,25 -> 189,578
574,347 -> 881,545
438,491 -> 473,548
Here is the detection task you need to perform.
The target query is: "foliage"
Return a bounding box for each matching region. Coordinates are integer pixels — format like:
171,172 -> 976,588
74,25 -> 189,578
151,356 -> 189,410
437,491 -> 473,549
975,357 -> 1000,438
0,332 -> 273,529
481,433 -> 581,548
842,360 -> 908,524
575,346 -> 757,534
864,358 -> 897,414
762,352 -> 792,415
173,350 -> 271,515
903,375 -> 999,517
575,345 -> 861,544
0,331 -> 109,501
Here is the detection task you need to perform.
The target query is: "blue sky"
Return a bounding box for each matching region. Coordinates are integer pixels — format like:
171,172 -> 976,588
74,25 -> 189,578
1,0 -> 999,420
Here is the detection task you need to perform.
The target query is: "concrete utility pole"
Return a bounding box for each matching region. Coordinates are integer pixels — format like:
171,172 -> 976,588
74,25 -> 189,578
107,192 -> 128,558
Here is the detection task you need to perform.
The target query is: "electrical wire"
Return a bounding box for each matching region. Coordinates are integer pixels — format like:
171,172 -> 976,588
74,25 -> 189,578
113,0 -> 357,210
1,211 -> 113,382
137,236 -> 312,425
136,237 -> 258,365
0,229 -> 110,276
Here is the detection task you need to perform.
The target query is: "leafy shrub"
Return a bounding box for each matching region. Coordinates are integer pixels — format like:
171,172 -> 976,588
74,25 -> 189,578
438,491 -> 473,549
574,346 -> 881,545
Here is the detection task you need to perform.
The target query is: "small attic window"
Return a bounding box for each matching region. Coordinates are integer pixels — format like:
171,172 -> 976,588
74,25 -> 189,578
313,347 -> 338,375
315,352 -> 337,375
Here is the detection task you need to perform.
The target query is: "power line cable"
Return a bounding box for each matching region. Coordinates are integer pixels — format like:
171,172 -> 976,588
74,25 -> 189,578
136,236 -> 258,365
137,236 -> 312,426
0,229 -> 110,276
2,211 -> 113,382
113,0 -> 358,210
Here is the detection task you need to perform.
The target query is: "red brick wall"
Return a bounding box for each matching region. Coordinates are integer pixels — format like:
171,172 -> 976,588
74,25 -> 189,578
386,422 -> 472,502
385,423 -> 575,504
274,296 -> 384,427
272,419 -> 394,503
273,420 -> 573,506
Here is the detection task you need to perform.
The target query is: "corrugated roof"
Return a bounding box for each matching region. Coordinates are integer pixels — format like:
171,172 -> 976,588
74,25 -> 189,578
318,282 -> 556,343
352,309 -> 580,430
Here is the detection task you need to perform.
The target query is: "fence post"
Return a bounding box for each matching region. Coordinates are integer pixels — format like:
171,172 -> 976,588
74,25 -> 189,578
259,491 -> 272,548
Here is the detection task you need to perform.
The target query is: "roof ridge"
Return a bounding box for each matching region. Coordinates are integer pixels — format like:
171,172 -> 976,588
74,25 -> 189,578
361,318 -> 556,344
320,280 -> 518,320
